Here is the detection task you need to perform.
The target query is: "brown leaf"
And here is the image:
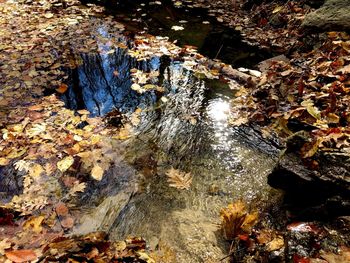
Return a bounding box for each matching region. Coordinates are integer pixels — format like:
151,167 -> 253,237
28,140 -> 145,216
5,250 -> 37,262
220,201 -> 258,240
61,216 -> 74,228
166,168 -> 192,190
320,247 -> 350,263
55,202 -> 69,216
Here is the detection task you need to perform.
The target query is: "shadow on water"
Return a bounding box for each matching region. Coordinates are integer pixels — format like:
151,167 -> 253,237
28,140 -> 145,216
80,0 -> 272,68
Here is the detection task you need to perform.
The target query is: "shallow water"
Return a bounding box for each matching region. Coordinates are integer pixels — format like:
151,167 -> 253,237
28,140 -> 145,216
61,4 -> 279,261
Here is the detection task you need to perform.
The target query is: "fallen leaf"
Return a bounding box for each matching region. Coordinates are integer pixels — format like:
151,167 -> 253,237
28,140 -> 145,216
55,202 -> 69,216
320,247 -> 350,263
23,215 -> 44,233
57,156 -> 74,172
5,250 -> 37,262
56,83 -> 68,93
166,167 -> 192,190
266,236 -> 284,251
91,165 -> 104,181
61,216 -> 74,228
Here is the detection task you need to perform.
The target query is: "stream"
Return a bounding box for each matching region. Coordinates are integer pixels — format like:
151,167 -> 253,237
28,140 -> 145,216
61,1 -> 280,261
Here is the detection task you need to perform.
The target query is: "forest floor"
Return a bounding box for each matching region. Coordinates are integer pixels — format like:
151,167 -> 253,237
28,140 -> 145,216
0,0 -> 349,262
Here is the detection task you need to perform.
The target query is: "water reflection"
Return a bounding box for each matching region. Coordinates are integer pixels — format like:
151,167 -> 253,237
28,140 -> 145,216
67,48 -> 276,262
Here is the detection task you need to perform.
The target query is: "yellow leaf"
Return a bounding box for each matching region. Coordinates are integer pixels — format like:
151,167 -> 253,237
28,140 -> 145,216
0,158 -> 9,166
241,211 -> 258,233
266,236 -> 284,251
57,156 -> 74,172
220,201 -> 258,240
23,215 -> 44,233
90,134 -> 101,144
7,148 -> 26,159
26,123 -> 46,137
29,163 -> 44,178
91,165 -> 104,181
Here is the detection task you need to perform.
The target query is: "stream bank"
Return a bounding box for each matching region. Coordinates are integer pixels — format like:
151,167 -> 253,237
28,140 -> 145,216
0,0 -> 349,262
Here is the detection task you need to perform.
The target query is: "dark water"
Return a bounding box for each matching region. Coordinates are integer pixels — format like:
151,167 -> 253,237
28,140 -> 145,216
81,0 -> 271,68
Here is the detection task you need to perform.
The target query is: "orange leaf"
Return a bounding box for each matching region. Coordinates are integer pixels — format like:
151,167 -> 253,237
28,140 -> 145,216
56,84 -> 68,94
5,250 -> 37,262
55,202 -> 69,216
61,216 -> 74,228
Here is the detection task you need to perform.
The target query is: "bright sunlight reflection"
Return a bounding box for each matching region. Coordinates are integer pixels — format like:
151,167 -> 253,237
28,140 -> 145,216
207,99 -> 231,122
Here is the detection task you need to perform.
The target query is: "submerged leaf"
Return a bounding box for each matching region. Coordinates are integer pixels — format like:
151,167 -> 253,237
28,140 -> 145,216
166,168 -> 192,190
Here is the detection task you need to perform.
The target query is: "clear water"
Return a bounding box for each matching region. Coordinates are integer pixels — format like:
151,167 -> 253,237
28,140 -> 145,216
61,11 -> 278,262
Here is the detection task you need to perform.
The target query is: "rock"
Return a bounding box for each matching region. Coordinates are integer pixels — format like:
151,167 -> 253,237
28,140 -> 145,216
268,151 -> 350,218
302,0 -> 350,32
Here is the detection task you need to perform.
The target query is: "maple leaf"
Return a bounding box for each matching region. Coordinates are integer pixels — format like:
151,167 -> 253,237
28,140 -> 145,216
220,201 -> 258,240
166,168 -> 192,190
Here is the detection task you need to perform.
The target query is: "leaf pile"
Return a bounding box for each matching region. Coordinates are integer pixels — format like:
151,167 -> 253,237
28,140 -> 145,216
231,32 -> 350,160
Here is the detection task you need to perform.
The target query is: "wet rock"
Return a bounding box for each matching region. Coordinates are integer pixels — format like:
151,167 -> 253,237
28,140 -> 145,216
268,151 -> 350,217
302,0 -> 350,32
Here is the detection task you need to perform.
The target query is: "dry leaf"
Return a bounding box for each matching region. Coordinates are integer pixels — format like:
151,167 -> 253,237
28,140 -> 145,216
220,201 -> 258,240
26,123 -> 46,137
166,167 -> 192,190
57,156 -> 74,172
5,250 -> 37,262
29,163 -> 44,178
68,182 -> 86,196
56,202 -> 69,216
56,83 -> 68,93
266,236 -> 284,251
61,216 -> 74,228
23,215 -> 45,233
91,165 -> 104,181
320,247 -> 350,263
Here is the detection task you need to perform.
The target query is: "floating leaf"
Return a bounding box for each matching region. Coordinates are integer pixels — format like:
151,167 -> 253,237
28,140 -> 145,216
171,25 -> 184,31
